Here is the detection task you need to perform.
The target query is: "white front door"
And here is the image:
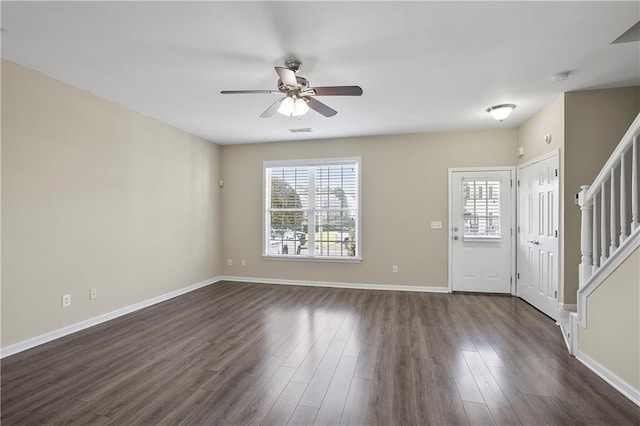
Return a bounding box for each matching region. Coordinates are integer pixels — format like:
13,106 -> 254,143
517,153 -> 559,319
449,169 -> 513,293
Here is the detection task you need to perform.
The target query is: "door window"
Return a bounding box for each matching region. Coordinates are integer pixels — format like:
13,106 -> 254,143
462,179 -> 501,239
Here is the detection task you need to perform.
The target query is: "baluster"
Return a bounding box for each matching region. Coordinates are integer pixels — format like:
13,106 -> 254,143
620,151 -> 627,243
610,168 -> 617,255
633,136 -> 638,231
578,186 -> 592,286
592,191 -> 598,273
600,181 -> 607,265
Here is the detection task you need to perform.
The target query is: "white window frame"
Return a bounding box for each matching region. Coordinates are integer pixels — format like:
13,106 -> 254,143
263,157 -> 362,262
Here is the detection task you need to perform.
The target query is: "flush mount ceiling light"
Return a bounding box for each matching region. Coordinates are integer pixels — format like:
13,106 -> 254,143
486,104 -> 516,121
278,96 -> 309,117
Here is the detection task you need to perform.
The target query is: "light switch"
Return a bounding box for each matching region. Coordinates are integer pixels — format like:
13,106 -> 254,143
431,221 -> 442,229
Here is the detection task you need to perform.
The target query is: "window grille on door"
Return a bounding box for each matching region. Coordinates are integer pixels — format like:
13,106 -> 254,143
462,179 -> 501,239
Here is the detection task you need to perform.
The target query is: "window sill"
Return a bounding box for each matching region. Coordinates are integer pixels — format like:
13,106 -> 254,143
263,255 -> 362,263
463,236 -> 502,242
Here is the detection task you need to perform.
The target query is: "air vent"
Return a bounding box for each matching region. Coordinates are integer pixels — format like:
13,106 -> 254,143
289,128 -> 313,134
612,21 -> 640,44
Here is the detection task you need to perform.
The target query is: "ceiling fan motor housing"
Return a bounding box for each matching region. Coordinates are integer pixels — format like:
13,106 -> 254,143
284,59 -> 302,73
278,76 -> 309,93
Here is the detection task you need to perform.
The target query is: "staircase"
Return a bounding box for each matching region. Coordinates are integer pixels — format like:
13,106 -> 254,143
571,112 -> 640,405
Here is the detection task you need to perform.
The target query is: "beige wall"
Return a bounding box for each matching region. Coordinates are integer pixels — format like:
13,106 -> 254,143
564,87 -> 640,303
1,60 -> 222,347
221,130 -> 517,287
578,245 -> 640,391
517,95 -> 565,165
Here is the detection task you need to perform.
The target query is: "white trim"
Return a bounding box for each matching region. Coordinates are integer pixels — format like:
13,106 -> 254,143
556,304 -> 575,352
448,166 -> 516,294
569,311 -> 579,354
262,255 -> 362,263
559,322 -> 572,352
517,148 -> 561,169
448,166 -> 518,173
1,277 -> 222,358
575,349 -> 640,407
576,227 -> 640,326
219,276 -> 450,293
263,157 -> 362,261
264,156 -> 362,168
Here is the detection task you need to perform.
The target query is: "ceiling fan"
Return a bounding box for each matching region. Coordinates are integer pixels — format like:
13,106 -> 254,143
221,60 -> 363,118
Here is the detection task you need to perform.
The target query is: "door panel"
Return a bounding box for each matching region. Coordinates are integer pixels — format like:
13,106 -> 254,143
450,169 -> 512,293
517,154 -> 559,319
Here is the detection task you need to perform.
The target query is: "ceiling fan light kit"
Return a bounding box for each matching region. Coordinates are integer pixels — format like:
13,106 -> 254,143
486,104 -> 516,121
278,96 -> 309,117
221,60 -> 363,118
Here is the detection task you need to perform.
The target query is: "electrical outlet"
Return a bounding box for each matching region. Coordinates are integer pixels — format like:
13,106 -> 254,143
227,259 -> 232,266
62,294 -> 71,308
242,259 -> 246,266
392,265 -> 398,273
89,288 -> 97,300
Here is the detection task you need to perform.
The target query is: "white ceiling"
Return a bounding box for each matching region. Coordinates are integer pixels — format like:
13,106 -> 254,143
2,1 -> 639,145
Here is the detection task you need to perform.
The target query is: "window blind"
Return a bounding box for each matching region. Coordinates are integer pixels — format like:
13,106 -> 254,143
462,179 -> 501,238
265,159 -> 360,259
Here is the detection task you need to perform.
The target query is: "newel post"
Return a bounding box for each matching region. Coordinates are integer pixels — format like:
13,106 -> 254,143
578,185 -> 593,288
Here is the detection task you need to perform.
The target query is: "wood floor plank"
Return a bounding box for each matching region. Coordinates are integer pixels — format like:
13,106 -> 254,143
233,365 -> 298,425
413,356 -> 469,425
463,401 -> 496,425
339,376 -> 372,426
455,376 -> 485,403
290,316 -> 347,384
312,355 -> 358,425
296,337 -> 348,407
261,381 -> 307,425
288,405 -> 319,426
281,312 -> 341,370
2,281 -> 639,425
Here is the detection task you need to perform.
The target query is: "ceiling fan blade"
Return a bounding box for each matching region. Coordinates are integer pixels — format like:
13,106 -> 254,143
260,97 -> 286,118
275,66 -> 298,88
304,96 -> 337,117
310,86 -> 363,96
221,90 -> 280,94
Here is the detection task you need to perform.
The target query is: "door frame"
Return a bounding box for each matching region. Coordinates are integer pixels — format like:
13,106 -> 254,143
515,149 -> 561,317
448,166 -> 517,294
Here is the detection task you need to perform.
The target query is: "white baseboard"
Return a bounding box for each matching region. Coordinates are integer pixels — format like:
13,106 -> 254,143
1,276 -> 222,358
559,322 -> 571,352
575,349 -> 640,407
220,275 -> 450,293
557,304 -> 577,353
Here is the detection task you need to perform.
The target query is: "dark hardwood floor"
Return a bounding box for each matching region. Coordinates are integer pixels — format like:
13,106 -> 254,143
2,281 -> 639,425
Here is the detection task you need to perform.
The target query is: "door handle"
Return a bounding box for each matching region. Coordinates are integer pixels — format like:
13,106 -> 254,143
527,240 -> 540,245
453,235 -> 459,240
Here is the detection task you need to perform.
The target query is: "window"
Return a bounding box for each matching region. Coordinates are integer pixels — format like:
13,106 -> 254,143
264,158 -> 360,260
462,179 -> 501,239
